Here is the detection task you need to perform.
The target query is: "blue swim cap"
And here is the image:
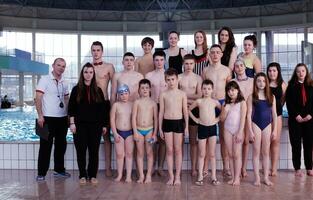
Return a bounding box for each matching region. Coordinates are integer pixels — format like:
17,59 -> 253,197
117,84 -> 130,94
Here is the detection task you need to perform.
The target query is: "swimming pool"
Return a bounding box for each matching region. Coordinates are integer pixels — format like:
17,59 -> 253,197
0,106 -> 72,141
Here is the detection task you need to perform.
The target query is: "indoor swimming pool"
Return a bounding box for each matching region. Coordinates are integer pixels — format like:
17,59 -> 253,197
0,106 -> 72,141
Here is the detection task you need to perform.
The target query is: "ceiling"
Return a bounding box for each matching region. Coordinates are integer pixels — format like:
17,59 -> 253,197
0,0 -> 303,11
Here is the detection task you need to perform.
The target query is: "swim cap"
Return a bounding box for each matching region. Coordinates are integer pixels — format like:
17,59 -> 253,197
117,84 -> 130,94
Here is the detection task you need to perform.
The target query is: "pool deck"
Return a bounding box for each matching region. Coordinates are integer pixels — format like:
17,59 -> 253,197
0,169 -> 312,200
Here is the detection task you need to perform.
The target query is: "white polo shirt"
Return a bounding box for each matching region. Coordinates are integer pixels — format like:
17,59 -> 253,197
36,72 -> 69,117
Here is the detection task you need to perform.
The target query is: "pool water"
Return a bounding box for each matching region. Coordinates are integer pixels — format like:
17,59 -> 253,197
0,105 -> 289,142
0,106 -> 73,141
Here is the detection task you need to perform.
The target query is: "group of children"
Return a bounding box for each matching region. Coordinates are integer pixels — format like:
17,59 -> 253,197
108,44 -> 279,187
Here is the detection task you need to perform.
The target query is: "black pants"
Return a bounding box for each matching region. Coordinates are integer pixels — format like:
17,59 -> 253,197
288,119 -> 313,170
38,116 -> 68,176
74,123 -> 102,179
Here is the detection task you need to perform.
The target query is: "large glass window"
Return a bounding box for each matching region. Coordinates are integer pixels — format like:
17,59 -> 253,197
273,28 -> 304,80
0,31 -> 32,102
81,35 -> 124,72
36,33 -> 78,89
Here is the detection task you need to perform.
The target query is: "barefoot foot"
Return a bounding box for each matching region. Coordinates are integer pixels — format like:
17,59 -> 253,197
114,175 -> 122,182
232,179 -> 240,186
166,177 -> 174,186
295,170 -> 303,177
173,178 -> 181,186
137,176 -> 144,184
264,178 -> 273,186
125,177 -> 132,183
144,175 -> 152,184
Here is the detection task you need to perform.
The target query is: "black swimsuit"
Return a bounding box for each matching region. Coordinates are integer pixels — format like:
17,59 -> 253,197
270,85 -> 283,116
168,48 -> 183,74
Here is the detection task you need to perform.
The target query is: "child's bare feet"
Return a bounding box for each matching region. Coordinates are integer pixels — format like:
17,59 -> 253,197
264,178 -> 273,186
137,176 -> 144,184
114,175 -> 122,182
166,176 -> 174,186
295,170 -> 303,177
144,175 -> 152,184
125,177 -> 132,183
269,169 -> 277,177
253,176 -> 261,186
232,179 -> 240,186
173,178 -> 181,186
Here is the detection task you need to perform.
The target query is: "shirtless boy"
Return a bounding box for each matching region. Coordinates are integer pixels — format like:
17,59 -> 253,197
132,79 -> 158,184
145,51 -> 168,176
233,59 -> 253,177
91,41 -> 115,177
189,79 -> 221,186
159,68 -> 189,186
135,37 -> 155,76
110,84 -> 134,183
111,52 -> 144,103
202,44 -> 232,176
178,54 -> 202,177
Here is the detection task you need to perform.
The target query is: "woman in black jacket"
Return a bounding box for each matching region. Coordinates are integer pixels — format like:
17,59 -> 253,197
285,63 -> 313,177
68,62 -> 110,184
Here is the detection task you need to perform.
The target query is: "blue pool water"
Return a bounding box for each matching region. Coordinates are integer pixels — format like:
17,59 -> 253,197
0,106 -> 72,142
0,105 -> 289,142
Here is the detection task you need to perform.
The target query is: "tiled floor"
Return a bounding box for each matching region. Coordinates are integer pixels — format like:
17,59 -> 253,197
0,170 -> 312,200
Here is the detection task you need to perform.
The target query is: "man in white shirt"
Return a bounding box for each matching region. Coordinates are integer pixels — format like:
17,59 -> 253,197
35,58 -> 70,181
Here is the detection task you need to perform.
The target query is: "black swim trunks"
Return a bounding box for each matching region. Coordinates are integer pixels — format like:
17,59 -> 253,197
198,124 -> 217,139
162,119 -> 184,133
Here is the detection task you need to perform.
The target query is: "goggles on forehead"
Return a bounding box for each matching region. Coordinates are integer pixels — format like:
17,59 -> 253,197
117,84 -> 130,94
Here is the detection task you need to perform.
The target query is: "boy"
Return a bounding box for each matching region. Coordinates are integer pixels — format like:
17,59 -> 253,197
202,44 -> 232,177
135,37 -> 155,76
110,84 -> 134,183
178,54 -> 202,177
111,52 -> 144,103
159,68 -> 189,186
189,79 -> 221,186
132,79 -> 158,184
91,41 -> 115,177
145,51 -> 168,176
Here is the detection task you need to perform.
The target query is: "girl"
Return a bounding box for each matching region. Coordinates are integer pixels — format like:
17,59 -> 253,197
220,81 -> 246,186
68,62 -> 110,185
266,62 -> 287,176
191,30 -> 209,75
165,31 -> 187,74
218,27 -> 237,76
247,72 -> 277,186
238,35 -> 261,78
285,63 -> 313,177
110,84 -> 134,183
